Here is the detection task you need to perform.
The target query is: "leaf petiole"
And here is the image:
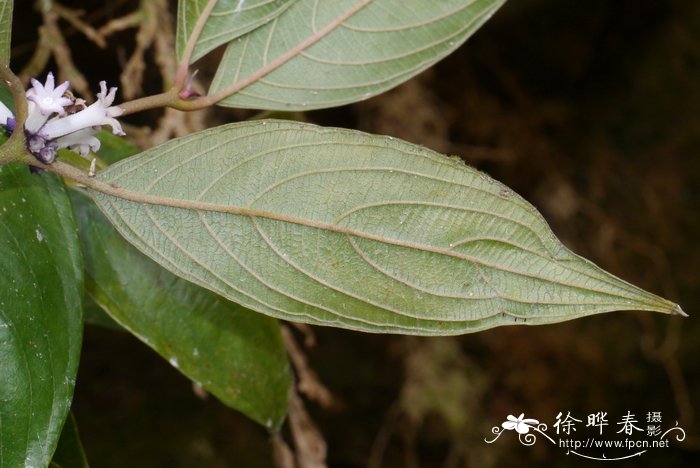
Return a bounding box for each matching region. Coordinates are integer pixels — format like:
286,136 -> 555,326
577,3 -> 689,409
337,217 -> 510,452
174,0 -> 220,87
118,0 -> 374,116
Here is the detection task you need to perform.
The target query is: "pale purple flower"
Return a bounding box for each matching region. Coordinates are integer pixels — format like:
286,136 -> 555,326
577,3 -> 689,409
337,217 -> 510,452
502,414 -> 539,434
40,81 -> 124,141
0,72 -> 126,163
25,72 -> 73,133
11,73 -> 124,164
26,134 -> 56,164
26,72 -> 72,115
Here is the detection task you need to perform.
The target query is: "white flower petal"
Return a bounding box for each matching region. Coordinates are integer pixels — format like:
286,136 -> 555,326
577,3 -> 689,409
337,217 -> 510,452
24,76 -> 125,160
41,86 -> 125,139
25,102 -> 50,133
54,127 -> 101,157
26,72 -> 72,116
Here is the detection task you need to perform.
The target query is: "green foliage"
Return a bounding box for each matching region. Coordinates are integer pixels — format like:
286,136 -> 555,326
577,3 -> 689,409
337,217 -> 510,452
210,0 -> 507,110
0,0 -> 687,464
68,131 -> 292,430
0,164 -> 83,468
90,120 -> 678,335
72,189 -> 291,430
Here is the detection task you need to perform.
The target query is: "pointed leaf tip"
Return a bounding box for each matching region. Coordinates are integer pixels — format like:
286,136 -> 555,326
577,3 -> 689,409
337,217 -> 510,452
672,304 -> 688,317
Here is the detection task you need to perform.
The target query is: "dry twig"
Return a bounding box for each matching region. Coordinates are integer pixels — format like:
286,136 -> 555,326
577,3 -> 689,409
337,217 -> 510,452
282,326 -> 336,409
272,434 -> 297,468
52,3 -> 106,48
287,392 -> 328,468
29,0 -> 91,97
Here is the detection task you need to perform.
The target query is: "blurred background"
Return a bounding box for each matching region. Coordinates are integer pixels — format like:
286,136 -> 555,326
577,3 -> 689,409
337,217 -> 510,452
10,0 -> 699,466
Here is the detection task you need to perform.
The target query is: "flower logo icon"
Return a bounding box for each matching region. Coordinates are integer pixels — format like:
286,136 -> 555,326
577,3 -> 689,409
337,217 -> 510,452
502,414 -> 540,434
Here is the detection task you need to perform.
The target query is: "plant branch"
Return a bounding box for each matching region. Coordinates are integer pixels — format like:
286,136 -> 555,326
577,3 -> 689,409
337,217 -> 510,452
18,27 -> 52,86
39,1 -> 91,98
174,0 -> 219,87
287,391 -> 328,468
282,326 -> 336,409
0,133 -> 28,166
0,64 -> 29,166
118,0 -> 373,115
180,0 -> 373,109
0,63 -> 28,124
117,88 -> 181,116
52,2 -> 106,48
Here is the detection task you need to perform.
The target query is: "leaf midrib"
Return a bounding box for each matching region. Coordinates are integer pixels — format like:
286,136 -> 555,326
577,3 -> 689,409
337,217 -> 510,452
90,180 -> 668,311
101,194 -> 620,334
93,127 -> 658,306
208,0 -> 373,101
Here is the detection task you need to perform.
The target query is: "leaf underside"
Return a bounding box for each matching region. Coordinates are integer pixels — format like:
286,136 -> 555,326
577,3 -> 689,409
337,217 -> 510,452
210,0 -> 507,110
177,0 -> 295,63
90,120 -> 680,336
0,0 -> 12,64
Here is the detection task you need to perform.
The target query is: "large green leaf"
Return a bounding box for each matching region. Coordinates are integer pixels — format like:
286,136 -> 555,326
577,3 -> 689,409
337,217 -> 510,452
209,0 -> 506,110
0,0 -> 12,64
0,164 -> 83,467
71,189 -> 291,430
88,120 -> 683,335
177,0 -> 295,63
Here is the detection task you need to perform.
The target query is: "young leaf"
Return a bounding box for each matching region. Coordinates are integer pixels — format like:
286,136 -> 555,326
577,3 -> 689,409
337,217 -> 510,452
177,0 -> 295,63
89,120 -> 683,336
0,164 -> 83,467
71,189 -> 291,430
0,0 -> 12,64
209,0 -> 507,110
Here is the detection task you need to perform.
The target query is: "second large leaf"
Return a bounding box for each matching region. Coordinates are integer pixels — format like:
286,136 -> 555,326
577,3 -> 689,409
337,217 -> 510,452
90,120 -> 682,335
210,0 -> 507,110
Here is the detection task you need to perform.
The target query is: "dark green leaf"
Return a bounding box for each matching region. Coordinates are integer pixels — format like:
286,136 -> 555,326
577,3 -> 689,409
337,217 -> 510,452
0,164 -> 83,467
72,189 -> 291,430
95,130 -> 139,164
0,82 -> 12,109
89,120 -> 683,335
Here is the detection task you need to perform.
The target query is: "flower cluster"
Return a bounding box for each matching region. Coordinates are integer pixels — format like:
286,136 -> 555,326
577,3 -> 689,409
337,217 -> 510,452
0,72 -> 125,164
